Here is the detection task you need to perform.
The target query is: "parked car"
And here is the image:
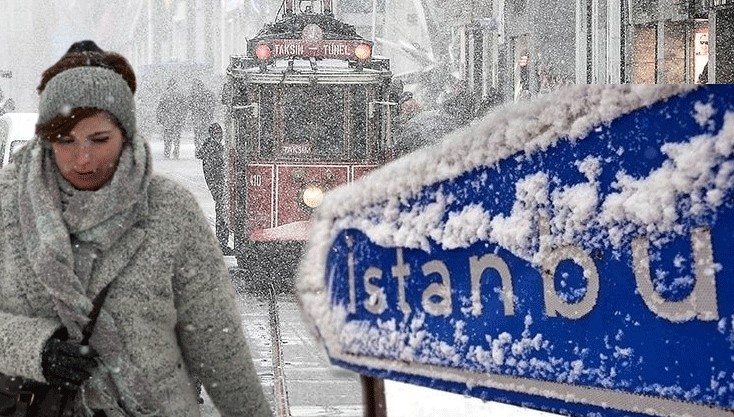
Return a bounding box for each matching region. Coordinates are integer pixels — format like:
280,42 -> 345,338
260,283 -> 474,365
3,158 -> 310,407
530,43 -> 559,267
0,112 -> 37,168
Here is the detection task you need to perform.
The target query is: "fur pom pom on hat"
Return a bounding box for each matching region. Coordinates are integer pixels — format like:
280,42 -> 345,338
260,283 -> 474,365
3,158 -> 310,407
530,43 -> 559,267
37,41 -> 136,140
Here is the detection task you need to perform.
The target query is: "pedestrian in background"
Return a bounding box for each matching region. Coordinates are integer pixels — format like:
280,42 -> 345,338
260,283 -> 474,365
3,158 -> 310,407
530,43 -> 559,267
698,62 -> 709,84
0,87 -> 15,116
189,79 -> 216,155
398,91 -> 422,121
196,122 -> 231,254
156,78 -> 187,159
0,40 -> 271,417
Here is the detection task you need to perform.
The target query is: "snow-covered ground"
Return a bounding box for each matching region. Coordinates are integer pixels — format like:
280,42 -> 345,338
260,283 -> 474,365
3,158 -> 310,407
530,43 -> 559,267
385,380 -> 559,417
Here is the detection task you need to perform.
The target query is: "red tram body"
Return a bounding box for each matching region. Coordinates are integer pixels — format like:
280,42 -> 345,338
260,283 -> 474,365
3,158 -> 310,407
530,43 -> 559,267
222,1 -> 398,286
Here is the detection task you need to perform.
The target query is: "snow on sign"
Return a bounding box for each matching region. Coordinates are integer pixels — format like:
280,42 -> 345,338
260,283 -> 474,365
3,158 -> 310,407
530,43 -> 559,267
296,85 -> 734,417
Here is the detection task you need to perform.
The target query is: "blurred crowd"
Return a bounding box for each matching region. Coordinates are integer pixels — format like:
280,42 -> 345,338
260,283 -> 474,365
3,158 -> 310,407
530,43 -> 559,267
156,78 -> 217,159
390,78 -> 504,157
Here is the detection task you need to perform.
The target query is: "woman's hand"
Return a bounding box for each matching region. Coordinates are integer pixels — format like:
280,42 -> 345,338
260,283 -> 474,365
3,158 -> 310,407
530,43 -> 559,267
41,337 -> 99,388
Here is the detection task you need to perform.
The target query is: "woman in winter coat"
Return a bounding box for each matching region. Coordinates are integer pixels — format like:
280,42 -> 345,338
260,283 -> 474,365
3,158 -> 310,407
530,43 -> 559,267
0,41 -> 272,417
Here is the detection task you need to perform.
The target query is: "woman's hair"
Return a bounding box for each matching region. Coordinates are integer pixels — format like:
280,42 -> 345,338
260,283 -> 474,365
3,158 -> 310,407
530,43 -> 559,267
36,41 -> 137,142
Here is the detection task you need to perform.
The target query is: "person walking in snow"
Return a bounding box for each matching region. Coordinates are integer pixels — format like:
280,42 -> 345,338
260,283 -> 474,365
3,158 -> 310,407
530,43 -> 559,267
0,40 -> 271,417
196,122 -> 230,254
188,79 -> 216,155
156,78 -> 188,159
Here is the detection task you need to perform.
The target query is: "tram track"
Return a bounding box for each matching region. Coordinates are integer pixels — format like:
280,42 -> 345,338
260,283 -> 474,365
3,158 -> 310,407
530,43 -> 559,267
229,268 -> 363,417
268,283 -> 292,417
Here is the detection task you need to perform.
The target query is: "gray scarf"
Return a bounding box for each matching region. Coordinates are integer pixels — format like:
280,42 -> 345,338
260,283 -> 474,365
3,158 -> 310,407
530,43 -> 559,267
15,135 -> 162,417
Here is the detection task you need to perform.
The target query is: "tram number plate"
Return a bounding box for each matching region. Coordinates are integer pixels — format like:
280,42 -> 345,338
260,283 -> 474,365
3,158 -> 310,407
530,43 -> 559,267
249,174 -> 263,187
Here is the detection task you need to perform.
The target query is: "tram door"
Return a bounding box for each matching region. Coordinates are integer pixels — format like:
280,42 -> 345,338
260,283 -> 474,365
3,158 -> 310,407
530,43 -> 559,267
369,97 -> 397,159
229,95 -> 261,249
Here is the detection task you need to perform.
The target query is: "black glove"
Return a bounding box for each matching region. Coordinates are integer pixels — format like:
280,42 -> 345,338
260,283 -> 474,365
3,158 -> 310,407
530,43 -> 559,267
41,337 -> 99,388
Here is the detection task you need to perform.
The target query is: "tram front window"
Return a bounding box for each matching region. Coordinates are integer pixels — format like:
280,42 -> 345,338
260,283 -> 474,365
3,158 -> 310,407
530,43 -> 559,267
280,86 -> 345,160
351,86 -> 368,160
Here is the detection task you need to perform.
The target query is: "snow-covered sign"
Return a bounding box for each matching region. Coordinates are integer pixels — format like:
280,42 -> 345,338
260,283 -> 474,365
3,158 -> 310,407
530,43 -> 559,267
297,85 -> 734,417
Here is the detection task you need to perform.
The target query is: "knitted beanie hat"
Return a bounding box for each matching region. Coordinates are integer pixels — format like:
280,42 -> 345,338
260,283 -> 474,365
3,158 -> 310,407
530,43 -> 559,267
37,41 -> 136,140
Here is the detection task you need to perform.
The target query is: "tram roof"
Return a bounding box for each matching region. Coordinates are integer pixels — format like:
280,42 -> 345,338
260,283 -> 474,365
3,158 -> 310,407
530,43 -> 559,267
227,57 -> 392,85
252,12 -> 363,42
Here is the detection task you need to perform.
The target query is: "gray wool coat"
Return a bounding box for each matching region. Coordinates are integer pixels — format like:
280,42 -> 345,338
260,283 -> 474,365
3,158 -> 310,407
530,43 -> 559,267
0,166 -> 271,417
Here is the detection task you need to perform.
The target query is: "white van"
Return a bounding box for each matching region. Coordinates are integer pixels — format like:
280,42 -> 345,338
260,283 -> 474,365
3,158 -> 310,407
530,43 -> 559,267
0,112 -> 37,168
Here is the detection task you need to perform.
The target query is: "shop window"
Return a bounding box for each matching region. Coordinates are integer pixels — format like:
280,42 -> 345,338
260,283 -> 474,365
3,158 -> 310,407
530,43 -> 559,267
631,24 -> 656,83
693,21 -> 709,83
663,21 -> 686,84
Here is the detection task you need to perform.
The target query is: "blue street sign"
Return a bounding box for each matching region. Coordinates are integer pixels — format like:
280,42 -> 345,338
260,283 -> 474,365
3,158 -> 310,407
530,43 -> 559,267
298,85 -> 734,417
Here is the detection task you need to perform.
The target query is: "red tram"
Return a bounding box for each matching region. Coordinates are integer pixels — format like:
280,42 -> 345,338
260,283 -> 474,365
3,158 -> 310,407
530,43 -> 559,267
221,0 -> 399,288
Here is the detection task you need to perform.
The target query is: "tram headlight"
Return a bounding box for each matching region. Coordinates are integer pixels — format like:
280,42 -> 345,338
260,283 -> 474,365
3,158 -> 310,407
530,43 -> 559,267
255,43 -> 272,60
355,43 -> 372,61
302,186 -> 324,209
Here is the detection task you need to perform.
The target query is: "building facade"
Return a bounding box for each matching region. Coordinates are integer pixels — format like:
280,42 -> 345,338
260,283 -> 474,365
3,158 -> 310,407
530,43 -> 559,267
627,0 -> 708,84
704,0 -> 734,83
444,0 -> 731,112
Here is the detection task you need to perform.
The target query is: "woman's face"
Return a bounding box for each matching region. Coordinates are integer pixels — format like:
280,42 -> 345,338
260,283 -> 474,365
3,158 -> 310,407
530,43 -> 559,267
51,112 -> 125,191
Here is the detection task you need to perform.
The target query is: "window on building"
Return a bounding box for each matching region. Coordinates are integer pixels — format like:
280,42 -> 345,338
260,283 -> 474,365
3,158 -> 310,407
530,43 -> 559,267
631,24 -> 657,83
663,21 -> 686,84
694,21 -> 709,83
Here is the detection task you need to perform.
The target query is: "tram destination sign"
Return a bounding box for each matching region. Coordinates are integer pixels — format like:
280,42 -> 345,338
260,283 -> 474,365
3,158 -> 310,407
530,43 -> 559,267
297,85 -> 734,417
265,39 -> 366,60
